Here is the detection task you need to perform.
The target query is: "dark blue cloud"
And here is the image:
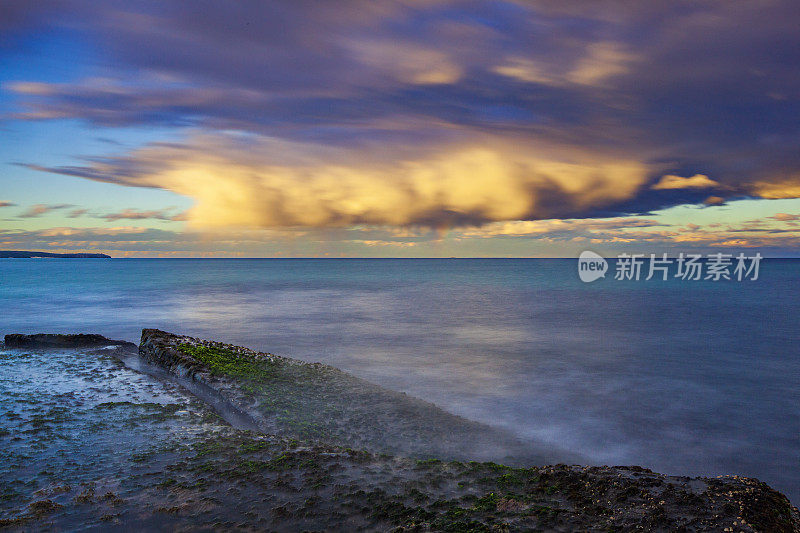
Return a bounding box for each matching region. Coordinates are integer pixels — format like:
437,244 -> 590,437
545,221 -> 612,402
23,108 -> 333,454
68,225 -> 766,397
3,0 -> 800,223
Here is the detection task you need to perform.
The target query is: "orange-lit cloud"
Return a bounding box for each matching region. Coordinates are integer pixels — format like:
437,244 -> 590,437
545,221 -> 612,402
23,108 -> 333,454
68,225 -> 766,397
493,41 -> 638,88
770,213 -> 800,221
751,178 -> 800,199
41,134 -> 651,230
651,174 -> 720,190
4,203 -> 800,257
456,217 -> 662,238
703,196 -> 726,205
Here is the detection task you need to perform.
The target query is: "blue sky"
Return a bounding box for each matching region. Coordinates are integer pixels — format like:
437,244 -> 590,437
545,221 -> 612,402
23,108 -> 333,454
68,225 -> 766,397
1,1 -> 799,256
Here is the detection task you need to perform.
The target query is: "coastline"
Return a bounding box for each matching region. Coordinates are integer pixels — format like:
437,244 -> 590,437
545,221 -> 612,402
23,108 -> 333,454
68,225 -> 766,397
0,251 -> 111,259
0,331 -> 797,531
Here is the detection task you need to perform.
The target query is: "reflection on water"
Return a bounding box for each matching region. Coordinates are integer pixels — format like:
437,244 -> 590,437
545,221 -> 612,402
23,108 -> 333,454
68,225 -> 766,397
0,258 -> 798,502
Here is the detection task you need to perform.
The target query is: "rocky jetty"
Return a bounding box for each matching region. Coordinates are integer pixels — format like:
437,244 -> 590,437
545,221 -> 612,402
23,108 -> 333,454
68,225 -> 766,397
4,333 -> 135,350
138,328 -> 557,464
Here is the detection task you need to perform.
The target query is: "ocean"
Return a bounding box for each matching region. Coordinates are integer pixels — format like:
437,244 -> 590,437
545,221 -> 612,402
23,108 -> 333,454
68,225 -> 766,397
1,258 -> 797,502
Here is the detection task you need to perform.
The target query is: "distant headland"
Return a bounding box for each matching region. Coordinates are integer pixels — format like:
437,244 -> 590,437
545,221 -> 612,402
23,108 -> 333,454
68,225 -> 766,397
0,250 -> 110,258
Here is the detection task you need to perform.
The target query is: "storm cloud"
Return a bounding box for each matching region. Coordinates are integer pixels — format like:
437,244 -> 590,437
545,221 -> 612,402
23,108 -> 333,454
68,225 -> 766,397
4,0 -> 800,228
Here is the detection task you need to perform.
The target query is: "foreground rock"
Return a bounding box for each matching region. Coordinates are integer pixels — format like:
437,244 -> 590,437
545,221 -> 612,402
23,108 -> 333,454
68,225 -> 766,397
133,329 -> 799,532
3,430 -> 798,532
4,333 -> 136,350
1,331 -> 797,531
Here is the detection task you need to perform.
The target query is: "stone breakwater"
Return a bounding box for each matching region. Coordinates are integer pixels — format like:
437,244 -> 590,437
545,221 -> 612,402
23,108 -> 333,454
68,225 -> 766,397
137,328 -> 558,464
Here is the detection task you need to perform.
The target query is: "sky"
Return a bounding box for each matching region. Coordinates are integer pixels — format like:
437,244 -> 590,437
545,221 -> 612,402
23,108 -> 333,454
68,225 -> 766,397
1,0 -> 799,257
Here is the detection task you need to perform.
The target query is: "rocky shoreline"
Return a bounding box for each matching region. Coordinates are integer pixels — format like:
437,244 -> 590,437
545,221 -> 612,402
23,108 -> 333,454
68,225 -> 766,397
4,333 -> 136,350
0,331 -> 798,531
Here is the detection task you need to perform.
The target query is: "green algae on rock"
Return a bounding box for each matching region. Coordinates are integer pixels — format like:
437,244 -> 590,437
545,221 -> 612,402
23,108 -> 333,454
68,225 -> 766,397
4,431 -> 798,532
138,328 -> 557,464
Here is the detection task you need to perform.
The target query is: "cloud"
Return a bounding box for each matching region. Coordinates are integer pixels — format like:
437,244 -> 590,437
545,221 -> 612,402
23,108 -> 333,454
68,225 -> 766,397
751,178 -> 800,200
31,133 -> 650,228
4,206 -> 800,257
651,174 -> 721,190
703,196 -> 726,206
456,217 -> 663,238
345,39 -> 463,85
18,203 -> 72,218
770,213 -> 800,221
5,81 -> 56,95
4,0 -> 800,229
567,42 -> 639,87
494,41 -> 638,88
100,208 -> 186,222
33,226 -> 163,238
67,208 -> 88,218
351,239 -> 419,247
0,201 -> 16,208
442,209 -> 800,252
0,224 -> 312,256
0,226 -> 194,257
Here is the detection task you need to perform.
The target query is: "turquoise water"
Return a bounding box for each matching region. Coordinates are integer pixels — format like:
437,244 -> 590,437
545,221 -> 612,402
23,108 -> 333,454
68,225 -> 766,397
1,258 -> 798,501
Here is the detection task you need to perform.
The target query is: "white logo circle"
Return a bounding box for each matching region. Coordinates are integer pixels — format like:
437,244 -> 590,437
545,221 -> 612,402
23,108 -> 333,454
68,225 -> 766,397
578,251 -> 608,282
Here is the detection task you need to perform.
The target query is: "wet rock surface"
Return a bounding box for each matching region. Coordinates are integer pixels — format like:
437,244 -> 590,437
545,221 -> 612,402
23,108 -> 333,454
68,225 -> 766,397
0,340 -> 229,531
0,330 -> 797,531
3,431 -> 798,532
4,333 -> 136,351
